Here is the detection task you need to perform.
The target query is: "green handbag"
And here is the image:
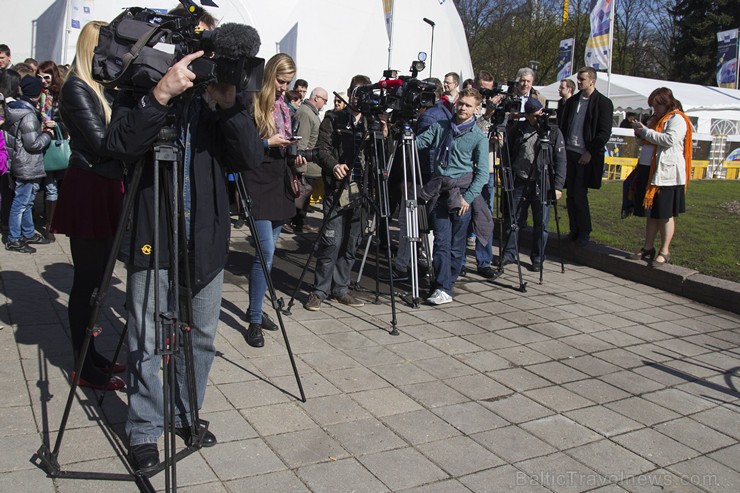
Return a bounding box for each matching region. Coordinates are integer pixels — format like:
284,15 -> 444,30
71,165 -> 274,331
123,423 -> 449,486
44,126 -> 71,172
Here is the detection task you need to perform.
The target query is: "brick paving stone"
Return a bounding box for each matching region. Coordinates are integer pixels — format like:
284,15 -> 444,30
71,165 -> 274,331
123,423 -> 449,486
499,310 -> 549,326
296,458 -> 389,493
524,386 -> 596,413
397,323 -> 452,341
432,401 -> 509,434
527,321 -> 580,338
592,329 -> 646,347
566,439 -> 655,479
455,350 -> 514,373
264,427 -> 349,468
443,373 -> 511,401
653,338 -> 712,357
618,469 -> 707,493
666,456 -> 740,493
321,331 -> 377,350
218,380 -> 292,409
271,371 -> 342,399
625,342 -> 682,363
202,438 -> 286,481
497,327 -> 552,344
605,397 -> 681,426
300,394 -> 372,426
528,339 -> 585,360
612,428 -> 699,467
371,362 -> 437,386
349,387 -> 423,417
527,361 -> 590,384
415,356 -> 477,379
342,346 -> 405,367
562,379 -> 631,404
630,364 -> 694,387
521,414 -> 602,450
359,447 -> 449,491
398,478 -> 473,493
487,367 -> 551,392
471,425 -> 557,463
399,380 -> 469,408
386,341 -> 446,361
325,418 -> 406,456
425,336 -> 481,355
641,388 -> 717,415
242,402 -> 316,436
463,332 -> 520,350
433,319 -> 491,336
655,418 -> 737,454
204,409 -> 258,442
708,443 -> 740,471
563,355 -> 622,377
381,409 -> 461,444
564,405 -> 643,438
494,346 -> 553,366
592,348 -> 647,369
322,366 -> 390,393
517,452 -> 607,493
459,464 -> 552,493
417,436 -> 505,476
560,334 -> 617,353
648,321 -> 700,338
224,470 -> 310,493
687,406 -> 740,440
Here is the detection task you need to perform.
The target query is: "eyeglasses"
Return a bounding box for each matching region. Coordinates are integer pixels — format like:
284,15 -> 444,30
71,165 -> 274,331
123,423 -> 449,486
37,74 -> 52,82
316,95 -> 328,103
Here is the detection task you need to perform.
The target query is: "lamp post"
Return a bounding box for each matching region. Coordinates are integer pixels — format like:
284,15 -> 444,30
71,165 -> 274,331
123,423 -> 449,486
529,59 -> 540,81
423,17 -> 435,77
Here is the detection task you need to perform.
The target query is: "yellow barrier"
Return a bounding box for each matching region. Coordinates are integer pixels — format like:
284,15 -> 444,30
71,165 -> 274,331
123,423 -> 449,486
723,163 -> 740,179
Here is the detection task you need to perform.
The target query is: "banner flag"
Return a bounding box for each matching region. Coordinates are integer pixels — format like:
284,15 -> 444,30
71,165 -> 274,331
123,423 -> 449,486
716,28 -> 739,88
557,38 -> 575,81
383,0 -> 394,41
584,0 -> 612,70
70,0 -> 94,29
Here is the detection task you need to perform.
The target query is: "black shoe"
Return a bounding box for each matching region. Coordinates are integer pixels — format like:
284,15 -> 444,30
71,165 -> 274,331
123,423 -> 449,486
233,218 -> 244,229
499,258 -> 515,268
477,266 -> 499,279
566,232 -> 578,242
5,239 -> 36,253
175,426 -> 217,448
245,323 -> 264,347
130,443 -> 159,472
575,235 -> 590,247
378,266 -> 408,282
24,232 -> 51,245
529,263 -> 542,272
261,313 -> 278,331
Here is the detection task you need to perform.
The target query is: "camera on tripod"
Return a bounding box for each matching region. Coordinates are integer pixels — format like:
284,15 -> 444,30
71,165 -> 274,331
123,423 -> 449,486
535,100 -> 559,131
92,0 -> 264,92
480,80 -> 522,125
354,53 -> 436,122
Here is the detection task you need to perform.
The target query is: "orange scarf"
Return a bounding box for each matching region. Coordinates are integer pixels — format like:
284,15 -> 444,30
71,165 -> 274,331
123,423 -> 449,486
643,109 -> 692,209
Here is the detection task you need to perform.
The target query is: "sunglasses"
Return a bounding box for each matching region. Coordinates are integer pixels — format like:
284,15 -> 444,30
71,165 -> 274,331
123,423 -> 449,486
37,74 -> 52,82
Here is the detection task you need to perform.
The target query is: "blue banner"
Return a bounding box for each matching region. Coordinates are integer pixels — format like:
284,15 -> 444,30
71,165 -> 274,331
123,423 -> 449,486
717,29 -> 738,87
584,0 -> 612,70
557,38 -> 575,81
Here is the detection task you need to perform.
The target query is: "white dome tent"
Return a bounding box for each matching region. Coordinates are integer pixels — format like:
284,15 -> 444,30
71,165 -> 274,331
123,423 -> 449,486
17,0 -> 473,97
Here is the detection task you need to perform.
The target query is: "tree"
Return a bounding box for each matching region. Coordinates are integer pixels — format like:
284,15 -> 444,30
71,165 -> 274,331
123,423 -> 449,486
670,0 -> 740,84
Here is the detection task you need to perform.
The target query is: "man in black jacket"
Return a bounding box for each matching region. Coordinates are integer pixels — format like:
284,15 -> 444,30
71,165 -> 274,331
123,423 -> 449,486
104,45 -> 262,470
303,75 -> 371,311
559,66 -> 613,246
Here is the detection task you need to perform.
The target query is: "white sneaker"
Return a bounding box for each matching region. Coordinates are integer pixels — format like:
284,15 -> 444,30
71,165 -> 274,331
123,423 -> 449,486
426,289 -> 453,305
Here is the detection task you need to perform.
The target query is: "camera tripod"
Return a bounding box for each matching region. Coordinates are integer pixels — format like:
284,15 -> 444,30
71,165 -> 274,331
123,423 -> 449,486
282,110 -> 400,335
492,123 -> 527,292
534,122 -> 565,283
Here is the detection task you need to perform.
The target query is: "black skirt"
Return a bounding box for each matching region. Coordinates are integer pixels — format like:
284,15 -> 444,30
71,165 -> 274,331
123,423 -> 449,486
649,185 -> 686,219
631,165 -> 651,217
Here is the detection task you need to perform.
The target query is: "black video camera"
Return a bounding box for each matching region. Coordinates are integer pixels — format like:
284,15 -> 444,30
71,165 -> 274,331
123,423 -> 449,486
92,0 -> 264,92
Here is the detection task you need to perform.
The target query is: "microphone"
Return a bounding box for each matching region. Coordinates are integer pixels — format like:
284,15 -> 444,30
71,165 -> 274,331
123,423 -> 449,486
377,78 -> 404,89
423,17 -> 435,27
211,23 -> 261,58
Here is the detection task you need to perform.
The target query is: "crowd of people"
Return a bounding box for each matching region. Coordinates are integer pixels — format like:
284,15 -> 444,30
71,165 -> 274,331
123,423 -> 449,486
0,6 -> 693,475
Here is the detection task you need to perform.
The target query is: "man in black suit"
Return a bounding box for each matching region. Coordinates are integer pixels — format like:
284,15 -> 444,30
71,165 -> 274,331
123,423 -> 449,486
559,66 -> 613,246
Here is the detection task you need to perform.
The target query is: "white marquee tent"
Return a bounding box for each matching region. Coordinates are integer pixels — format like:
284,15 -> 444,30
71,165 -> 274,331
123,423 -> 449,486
538,73 -> 740,135
11,0 -> 473,96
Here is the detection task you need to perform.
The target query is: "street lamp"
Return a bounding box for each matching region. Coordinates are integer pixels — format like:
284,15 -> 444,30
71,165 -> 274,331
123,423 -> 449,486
423,17 -> 435,77
529,60 -> 540,81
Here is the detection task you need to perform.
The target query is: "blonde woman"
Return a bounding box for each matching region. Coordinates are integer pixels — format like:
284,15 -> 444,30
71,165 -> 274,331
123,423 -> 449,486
52,21 -> 125,390
243,53 -> 306,347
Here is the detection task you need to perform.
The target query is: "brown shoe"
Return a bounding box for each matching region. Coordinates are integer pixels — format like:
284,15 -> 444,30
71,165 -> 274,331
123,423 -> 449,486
282,223 -> 295,234
333,292 -> 364,307
304,293 -> 322,311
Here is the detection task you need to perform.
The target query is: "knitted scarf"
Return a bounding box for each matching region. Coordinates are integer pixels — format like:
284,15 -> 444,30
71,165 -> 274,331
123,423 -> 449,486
642,109 -> 692,209
435,116 -> 476,168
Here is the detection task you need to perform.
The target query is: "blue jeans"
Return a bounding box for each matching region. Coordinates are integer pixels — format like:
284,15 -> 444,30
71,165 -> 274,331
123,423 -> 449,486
125,267 -> 223,446
502,178 -> 551,265
431,194 -> 471,295
474,172 -> 495,268
247,219 -> 282,324
313,186 -> 363,300
8,178 -> 40,242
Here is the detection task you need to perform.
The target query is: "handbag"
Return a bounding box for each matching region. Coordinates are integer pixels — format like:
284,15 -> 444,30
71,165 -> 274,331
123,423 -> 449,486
44,126 -> 71,172
287,166 -> 301,198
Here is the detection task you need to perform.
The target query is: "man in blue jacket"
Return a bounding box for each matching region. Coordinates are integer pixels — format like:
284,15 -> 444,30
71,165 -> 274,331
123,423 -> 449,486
416,87 -> 489,305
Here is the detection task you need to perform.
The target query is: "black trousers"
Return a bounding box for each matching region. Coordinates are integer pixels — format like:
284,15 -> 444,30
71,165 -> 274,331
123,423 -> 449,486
565,150 -> 592,236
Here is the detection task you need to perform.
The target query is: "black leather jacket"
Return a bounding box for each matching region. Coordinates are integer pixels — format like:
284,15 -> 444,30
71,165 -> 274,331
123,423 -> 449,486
59,76 -> 123,180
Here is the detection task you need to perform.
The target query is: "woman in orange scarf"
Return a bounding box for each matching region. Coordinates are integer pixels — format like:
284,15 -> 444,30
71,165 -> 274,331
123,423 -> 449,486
629,87 -> 692,267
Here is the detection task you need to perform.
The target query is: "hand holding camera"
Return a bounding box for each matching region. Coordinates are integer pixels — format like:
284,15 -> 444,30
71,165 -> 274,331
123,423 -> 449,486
152,51 -> 204,105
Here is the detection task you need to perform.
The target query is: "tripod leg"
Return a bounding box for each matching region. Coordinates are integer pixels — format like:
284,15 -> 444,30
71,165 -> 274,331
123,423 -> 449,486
235,175 -> 306,402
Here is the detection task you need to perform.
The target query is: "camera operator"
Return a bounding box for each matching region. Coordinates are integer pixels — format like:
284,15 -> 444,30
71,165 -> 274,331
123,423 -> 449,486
102,9 -> 262,472
303,75 -> 373,311
416,88 -> 490,305
501,98 -> 566,272
472,70 -> 504,279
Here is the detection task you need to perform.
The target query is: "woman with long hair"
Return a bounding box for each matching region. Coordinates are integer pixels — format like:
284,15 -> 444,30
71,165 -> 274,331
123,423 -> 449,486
36,59 -> 66,240
630,87 -> 692,267
51,21 -> 125,390
243,53 -> 306,348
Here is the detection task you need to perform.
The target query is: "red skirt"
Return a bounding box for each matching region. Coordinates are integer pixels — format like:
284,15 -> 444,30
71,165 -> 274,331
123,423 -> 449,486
51,166 -> 124,240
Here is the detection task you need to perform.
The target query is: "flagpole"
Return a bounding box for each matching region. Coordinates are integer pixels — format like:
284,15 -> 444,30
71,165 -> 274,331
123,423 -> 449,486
386,1 -> 395,69
606,0 -> 616,97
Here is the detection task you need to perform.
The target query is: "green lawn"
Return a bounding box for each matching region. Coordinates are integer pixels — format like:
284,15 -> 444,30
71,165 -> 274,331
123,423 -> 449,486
549,180 -> 740,283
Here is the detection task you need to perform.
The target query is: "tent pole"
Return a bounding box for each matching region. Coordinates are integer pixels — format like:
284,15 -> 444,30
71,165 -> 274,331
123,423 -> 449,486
387,3 -> 395,69
61,0 -> 71,65
606,0 -> 616,97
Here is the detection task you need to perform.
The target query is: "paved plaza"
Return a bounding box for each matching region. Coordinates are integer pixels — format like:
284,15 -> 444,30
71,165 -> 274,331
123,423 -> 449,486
0,226 -> 738,492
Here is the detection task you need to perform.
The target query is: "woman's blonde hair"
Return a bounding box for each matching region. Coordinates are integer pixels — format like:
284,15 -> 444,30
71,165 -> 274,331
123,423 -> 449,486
67,21 -> 112,123
253,53 -> 296,139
